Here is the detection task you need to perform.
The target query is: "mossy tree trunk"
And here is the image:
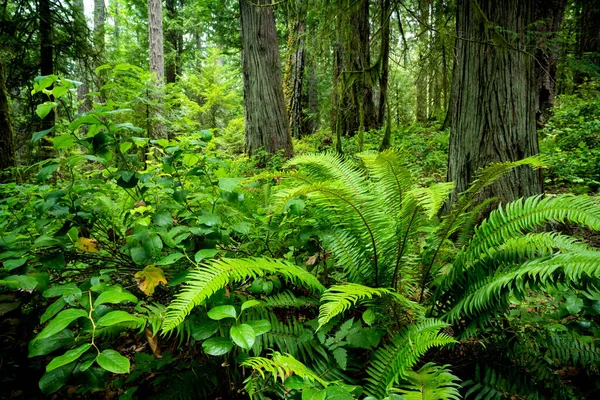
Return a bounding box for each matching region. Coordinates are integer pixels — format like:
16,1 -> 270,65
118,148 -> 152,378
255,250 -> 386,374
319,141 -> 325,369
377,0 -> 391,128
283,0 -> 307,138
446,0 -> 543,207
39,0 -> 54,159
239,0 -> 293,157
148,0 -> 167,139
0,61 -> 16,179
415,0 -> 430,123
166,0 -> 184,83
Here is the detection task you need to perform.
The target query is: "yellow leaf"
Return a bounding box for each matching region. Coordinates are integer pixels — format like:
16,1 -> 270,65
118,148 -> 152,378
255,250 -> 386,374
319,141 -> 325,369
76,237 -> 99,253
134,266 -> 167,296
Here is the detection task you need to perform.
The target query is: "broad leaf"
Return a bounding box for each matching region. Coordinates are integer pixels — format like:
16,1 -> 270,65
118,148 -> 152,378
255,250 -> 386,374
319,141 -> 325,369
207,305 -> 236,320
230,324 -> 255,350
46,343 -> 91,372
246,319 -> 271,336
96,311 -> 144,327
191,320 -> 219,341
241,300 -> 261,312
28,329 -> 74,357
134,266 -> 167,295
194,249 -> 219,263
93,291 -> 137,308
96,349 -> 130,374
202,337 -> 233,356
33,309 -> 88,341
39,362 -> 75,394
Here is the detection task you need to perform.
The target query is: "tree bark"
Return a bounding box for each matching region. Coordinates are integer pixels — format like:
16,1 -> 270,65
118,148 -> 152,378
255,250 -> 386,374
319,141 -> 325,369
446,0 -> 543,207
377,0 -> 391,128
165,0 -> 183,83
39,0 -> 54,158
0,61 -> 16,179
74,0 -> 90,112
534,0 -> 566,127
416,0 -> 430,123
307,61 -> 319,134
575,0 -> 600,84
148,0 -> 165,81
334,0 -> 377,137
283,0 -> 307,138
239,0 -> 293,156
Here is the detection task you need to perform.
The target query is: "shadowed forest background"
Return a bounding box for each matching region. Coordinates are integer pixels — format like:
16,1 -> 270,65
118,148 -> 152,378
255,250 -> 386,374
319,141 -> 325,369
1,0 -> 600,399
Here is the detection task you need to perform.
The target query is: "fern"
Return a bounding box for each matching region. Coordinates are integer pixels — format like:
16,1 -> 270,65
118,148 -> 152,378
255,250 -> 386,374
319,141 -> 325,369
162,257 -> 324,333
317,283 -> 421,329
394,363 -> 461,400
364,318 -> 456,399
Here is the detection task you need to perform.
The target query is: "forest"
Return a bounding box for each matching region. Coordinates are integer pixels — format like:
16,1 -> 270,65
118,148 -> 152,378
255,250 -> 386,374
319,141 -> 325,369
1,0 -> 599,398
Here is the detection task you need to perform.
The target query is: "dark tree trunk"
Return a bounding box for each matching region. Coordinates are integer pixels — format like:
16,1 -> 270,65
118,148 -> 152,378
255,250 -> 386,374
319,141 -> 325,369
307,61 -> 319,134
334,0 -> 377,137
534,0 -> 566,127
284,0 -> 307,138
165,0 -> 183,83
239,0 -> 293,156
377,0 -> 391,128
39,0 -> 54,158
446,0 -> 543,207
575,0 -> 600,84
94,0 -> 106,95
0,62 -> 16,179
416,0 -> 430,123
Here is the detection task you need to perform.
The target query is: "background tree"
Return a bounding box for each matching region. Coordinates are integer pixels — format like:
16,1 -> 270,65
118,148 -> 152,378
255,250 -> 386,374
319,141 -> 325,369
0,61 -> 16,177
239,0 -> 292,157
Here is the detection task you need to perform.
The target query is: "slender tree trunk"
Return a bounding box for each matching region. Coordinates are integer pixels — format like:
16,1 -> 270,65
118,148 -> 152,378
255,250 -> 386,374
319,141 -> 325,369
307,61 -> 319,134
114,0 -> 121,45
74,0 -> 90,112
39,0 -> 54,159
239,0 -> 293,156
94,0 -> 106,96
284,0 -> 306,138
0,62 -> 16,179
446,0 -> 543,207
148,0 -> 167,139
575,0 -> 600,85
165,0 -> 184,83
416,0 -> 430,123
534,0 -> 566,127
377,0 -> 391,128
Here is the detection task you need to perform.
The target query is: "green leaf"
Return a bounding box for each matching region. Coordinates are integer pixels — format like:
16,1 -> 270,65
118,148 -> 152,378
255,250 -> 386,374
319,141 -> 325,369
96,311 -> 144,327
231,222 -> 251,235
362,309 -> 376,326
230,324 -> 255,350
246,319 -> 271,336
333,347 -> 348,370
1,275 -> 39,291
43,283 -> 80,298
130,247 -> 149,265
46,344 -> 91,372
284,375 -> 305,389
191,320 -> 219,341
218,177 -> 243,192
241,300 -> 261,312
32,127 -> 54,143
207,305 -> 237,320
566,295 -> 584,314
36,102 -> 57,119
198,213 -> 221,226
142,235 -> 163,257
36,162 -> 60,181
51,85 -> 68,98
53,134 -> 76,149
3,258 -> 28,271
28,329 -> 74,357
194,249 -> 219,263
40,298 -> 67,324
96,349 -> 130,374
202,337 -> 233,356
119,142 -> 133,153
325,386 -> 354,400
33,309 -> 88,341
153,211 -> 173,227
93,291 -> 138,308
302,389 -> 327,400
155,252 -> 184,265
39,362 -> 75,394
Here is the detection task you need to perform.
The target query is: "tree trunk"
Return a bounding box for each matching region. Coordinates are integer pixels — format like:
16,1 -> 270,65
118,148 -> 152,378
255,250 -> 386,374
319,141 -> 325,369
39,0 -> 54,158
148,0 -> 165,81
74,0 -> 90,112
416,0 -> 430,123
0,62 -> 16,179
334,0 -> 376,137
148,0 -> 167,139
446,0 -> 543,207
284,0 -> 307,138
377,0 -> 391,128
94,0 -> 106,96
534,0 -> 566,127
166,0 -> 183,83
307,61 -> 319,134
239,0 -> 293,156
575,0 -> 600,84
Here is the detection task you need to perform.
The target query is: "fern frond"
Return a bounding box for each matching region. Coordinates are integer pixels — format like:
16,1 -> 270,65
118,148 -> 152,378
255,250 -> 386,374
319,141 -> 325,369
462,364 -> 541,400
241,352 -> 328,396
395,363 -> 461,400
322,228 -> 372,283
408,183 -> 455,219
259,291 -> 319,309
364,319 -> 456,399
317,283 -> 420,330
162,258 -> 324,333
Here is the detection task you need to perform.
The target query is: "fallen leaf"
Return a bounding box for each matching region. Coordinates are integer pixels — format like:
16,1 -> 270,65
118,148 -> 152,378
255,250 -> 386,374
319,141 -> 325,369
76,237 -> 99,252
145,327 -> 162,358
134,266 -> 167,296
133,200 -> 147,208
306,253 -> 319,266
